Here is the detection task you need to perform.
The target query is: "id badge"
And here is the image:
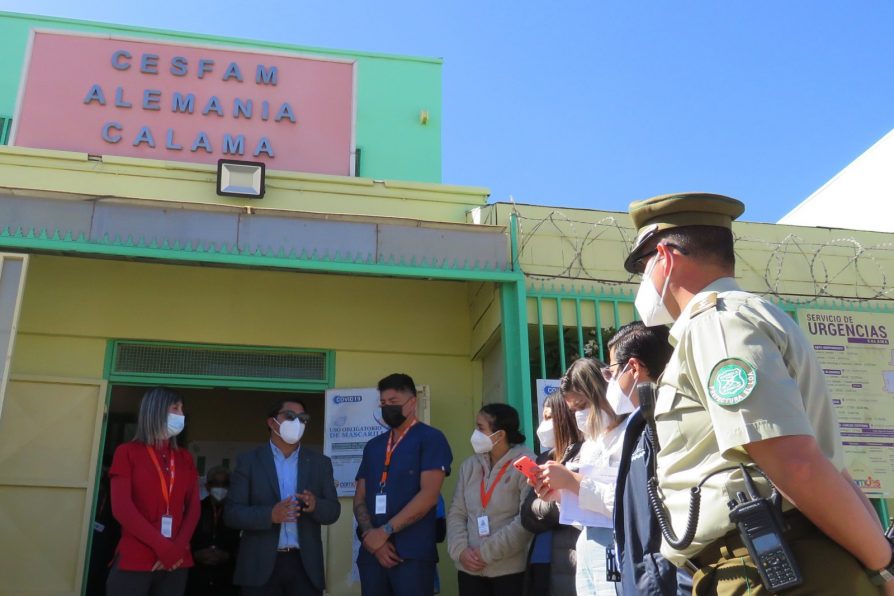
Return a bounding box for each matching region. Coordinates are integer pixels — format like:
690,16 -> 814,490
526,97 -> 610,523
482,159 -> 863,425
477,515 -> 490,537
375,494 -> 387,515
160,515 -> 173,538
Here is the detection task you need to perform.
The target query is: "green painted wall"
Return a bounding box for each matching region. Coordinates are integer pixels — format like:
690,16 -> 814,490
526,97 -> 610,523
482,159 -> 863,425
0,10 -> 442,183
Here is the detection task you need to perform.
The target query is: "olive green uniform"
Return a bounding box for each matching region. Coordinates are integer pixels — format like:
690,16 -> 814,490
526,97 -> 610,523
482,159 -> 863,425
656,277 -> 878,594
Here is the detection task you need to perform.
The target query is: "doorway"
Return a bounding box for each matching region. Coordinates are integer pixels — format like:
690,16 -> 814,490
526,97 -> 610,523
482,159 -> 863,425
85,384 -> 324,596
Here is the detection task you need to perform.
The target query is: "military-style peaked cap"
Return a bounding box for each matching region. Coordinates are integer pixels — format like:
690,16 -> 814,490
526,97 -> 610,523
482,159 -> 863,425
624,192 -> 745,273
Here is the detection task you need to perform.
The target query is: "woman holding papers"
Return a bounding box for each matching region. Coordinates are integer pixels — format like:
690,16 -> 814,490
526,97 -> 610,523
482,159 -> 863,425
532,358 -> 629,595
447,403 -> 536,595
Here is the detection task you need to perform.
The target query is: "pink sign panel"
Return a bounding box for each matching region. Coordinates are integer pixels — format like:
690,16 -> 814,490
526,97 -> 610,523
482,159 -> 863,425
13,31 -> 356,175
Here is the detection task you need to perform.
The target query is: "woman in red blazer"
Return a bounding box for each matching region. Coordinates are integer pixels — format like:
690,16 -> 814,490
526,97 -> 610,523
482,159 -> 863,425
107,387 -> 201,596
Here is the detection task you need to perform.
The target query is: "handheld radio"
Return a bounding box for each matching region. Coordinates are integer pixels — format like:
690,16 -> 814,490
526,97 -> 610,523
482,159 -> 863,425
727,464 -> 803,591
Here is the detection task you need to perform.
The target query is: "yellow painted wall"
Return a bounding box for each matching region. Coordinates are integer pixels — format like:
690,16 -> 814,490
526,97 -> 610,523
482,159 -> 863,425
5,254 -> 486,596
0,147 -> 490,225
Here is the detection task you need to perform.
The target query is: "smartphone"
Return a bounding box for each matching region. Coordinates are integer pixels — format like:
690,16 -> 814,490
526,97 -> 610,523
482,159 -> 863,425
512,455 -> 541,483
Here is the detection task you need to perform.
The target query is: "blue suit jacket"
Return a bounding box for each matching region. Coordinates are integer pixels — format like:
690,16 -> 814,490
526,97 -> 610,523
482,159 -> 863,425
224,443 -> 340,590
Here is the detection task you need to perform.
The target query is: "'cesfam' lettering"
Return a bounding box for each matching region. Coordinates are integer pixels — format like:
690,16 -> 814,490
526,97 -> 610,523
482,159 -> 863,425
84,48 -> 294,158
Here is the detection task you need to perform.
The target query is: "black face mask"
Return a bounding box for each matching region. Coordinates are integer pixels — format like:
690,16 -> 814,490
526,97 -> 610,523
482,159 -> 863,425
381,404 -> 407,429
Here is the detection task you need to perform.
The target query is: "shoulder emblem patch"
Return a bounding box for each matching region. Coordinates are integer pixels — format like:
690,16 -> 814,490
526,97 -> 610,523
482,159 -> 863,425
690,292 -> 718,318
708,358 -> 757,406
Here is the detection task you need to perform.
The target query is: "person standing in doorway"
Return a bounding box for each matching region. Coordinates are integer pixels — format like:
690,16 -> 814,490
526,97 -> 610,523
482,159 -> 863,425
354,373 -> 453,596
188,465 -> 240,596
225,399 -> 340,596
106,387 -> 200,596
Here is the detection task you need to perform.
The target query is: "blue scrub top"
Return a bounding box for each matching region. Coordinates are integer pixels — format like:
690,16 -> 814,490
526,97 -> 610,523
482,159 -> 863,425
356,422 -> 452,563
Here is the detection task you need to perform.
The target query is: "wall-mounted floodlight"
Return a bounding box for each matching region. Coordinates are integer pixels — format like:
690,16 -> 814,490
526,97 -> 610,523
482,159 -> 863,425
216,159 -> 266,198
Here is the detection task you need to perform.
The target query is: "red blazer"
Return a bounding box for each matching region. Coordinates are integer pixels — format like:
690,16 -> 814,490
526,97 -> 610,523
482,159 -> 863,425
109,441 -> 201,571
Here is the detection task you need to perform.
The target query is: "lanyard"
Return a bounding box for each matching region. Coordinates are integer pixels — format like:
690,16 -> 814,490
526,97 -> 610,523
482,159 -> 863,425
480,460 -> 512,510
146,445 -> 176,515
378,419 -> 417,492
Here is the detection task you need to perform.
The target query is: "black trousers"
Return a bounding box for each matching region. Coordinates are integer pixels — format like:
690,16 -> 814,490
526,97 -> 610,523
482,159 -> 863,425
106,563 -> 188,596
241,550 -> 321,596
457,570 -> 525,596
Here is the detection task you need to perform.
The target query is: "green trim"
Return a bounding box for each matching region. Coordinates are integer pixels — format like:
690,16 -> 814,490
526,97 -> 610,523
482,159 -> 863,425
80,381 -> 113,596
556,297 -> 566,374
536,297 -> 546,379
503,213 -> 534,447
872,498 -> 890,526
774,298 -> 894,315
575,299 -> 584,361
107,340 -> 334,390
593,299 -> 605,361
0,10 -> 442,64
501,280 -> 534,449
527,283 -> 637,301
0,232 -> 517,283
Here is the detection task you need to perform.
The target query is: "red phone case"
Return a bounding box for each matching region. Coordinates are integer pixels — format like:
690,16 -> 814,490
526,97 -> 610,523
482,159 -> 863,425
512,455 -> 540,481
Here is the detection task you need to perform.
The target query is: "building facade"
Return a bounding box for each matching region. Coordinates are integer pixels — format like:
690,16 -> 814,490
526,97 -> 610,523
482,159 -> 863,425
1,11 -> 893,596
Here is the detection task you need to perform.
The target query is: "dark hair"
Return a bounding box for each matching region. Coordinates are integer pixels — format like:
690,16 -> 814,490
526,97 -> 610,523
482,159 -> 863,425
607,321 -> 674,379
377,373 -> 417,396
267,398 -> 308,421
205,465 -> 230,486
133,387 -> 183,448
658,225 -> 735,269
480,403 -> 526,445
544,392 -> 581,461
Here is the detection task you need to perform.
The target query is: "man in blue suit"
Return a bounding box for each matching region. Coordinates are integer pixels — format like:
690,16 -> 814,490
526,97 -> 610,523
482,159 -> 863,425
226,399 -> 340,596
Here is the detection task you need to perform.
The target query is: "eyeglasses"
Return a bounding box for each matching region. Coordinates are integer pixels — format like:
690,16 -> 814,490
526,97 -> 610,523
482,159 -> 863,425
600,362 -> 628,382
278,410 -> 310,424
631,242 -> 688,275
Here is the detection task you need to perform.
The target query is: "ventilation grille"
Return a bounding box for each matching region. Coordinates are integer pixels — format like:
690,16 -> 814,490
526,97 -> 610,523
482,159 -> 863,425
0,117 -> 11,145
112,342 -> 327,382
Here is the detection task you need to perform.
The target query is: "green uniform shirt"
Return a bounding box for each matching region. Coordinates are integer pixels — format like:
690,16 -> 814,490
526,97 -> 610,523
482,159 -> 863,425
655,277 -> 844,566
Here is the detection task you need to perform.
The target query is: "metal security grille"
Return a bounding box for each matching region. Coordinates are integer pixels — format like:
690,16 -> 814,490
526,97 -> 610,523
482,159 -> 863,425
527,288 -> 637,379
111,342 -> 328,384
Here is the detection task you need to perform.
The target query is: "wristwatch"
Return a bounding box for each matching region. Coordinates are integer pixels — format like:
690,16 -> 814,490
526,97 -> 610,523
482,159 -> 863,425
867,542 -> 894,586
382,522 -> 394,536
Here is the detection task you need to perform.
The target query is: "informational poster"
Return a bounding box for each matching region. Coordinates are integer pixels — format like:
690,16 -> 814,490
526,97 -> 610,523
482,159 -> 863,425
323,385 -> 431,498
536,379 -> 561,424
799,309 -> 894,496
323,387 -> 385,497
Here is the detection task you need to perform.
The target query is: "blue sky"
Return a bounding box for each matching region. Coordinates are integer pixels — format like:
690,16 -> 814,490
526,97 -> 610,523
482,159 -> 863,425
3,1 -> 893,223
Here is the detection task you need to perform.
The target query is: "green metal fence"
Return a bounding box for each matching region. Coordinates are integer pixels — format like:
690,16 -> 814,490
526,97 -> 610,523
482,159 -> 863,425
527,285 -> 637,380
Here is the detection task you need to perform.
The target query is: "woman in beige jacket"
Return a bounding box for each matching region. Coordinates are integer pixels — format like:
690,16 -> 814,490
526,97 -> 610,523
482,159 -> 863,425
447,403 -> 535,595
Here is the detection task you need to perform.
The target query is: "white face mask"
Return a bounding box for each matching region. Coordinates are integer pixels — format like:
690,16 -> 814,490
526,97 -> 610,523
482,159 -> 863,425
635,252 -> 674,327
209,487 -> 228,502
167,413 -> 185,437
276,419 -> 306,445
606,363 -> 637,415
536,419 -> 555,450
574,408 -> 590,433
470,429 -> 500,454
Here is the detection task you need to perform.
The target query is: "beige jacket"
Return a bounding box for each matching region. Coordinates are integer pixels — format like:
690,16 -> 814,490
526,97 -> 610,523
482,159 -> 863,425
446,444 -> 535,577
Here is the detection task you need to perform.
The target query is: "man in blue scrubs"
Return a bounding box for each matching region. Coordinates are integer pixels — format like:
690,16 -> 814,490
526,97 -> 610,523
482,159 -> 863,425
354,373 -> 453,596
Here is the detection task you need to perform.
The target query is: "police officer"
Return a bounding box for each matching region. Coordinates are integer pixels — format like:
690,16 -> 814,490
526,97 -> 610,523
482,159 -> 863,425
623,192 -> 894,594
